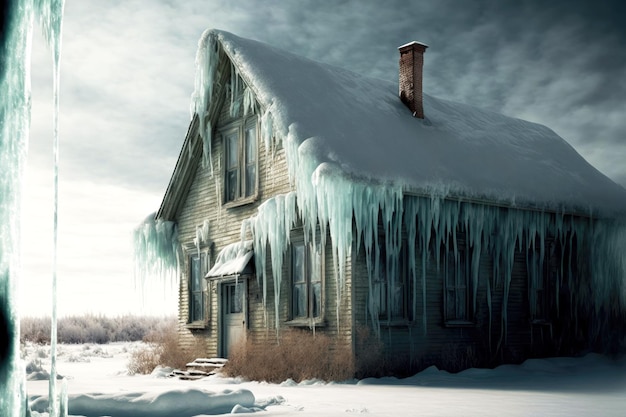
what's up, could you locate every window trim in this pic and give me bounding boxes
[287,232,325,326]
[186,246,210,329]
[220,116,259,208]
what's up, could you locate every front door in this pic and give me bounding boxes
[221,280,246,358]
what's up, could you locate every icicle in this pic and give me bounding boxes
[132,213,181,292]
[243,86,255,116]
[192,30,219,176]
[0,2,35,414]
[246,192,298,331]
[193,219,210,256]
[34,0,67,415]
[261,108,275,157]
[229,65,242,118]
[201,120,213,174]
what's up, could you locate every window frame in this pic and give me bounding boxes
[220,115,259,207]
[186,248,210,329]
[288,234,324,326]
[442,231,475,327]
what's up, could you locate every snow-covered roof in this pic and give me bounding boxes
[207,29,626,216]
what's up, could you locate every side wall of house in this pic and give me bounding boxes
[174,51,353,358]
[352,211,588,374]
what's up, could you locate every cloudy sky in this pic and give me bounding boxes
[21,0,626,317]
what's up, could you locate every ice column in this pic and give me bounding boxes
[0,2,34,416]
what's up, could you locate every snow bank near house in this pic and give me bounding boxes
[29,388,255,417]
[358,353,626,392]
[24,342,626,417]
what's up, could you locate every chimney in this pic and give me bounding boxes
[398,41,428,119]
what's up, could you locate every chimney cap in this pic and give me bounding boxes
[398,41,429,52]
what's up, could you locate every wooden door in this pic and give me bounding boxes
[221,281,246,358]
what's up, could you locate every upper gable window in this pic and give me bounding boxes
[222,116,258,205]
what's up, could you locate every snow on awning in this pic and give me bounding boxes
[206,240,254,279]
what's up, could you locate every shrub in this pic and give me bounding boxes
[20,315,177,344]
[127,344,162,375]
[127,321,206,374]
[353,326,386,378]
[223,329,354,383]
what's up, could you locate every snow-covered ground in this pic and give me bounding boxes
[23,342,626,416]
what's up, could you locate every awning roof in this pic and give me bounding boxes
[205,240,254,279]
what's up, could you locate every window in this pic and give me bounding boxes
[225,282,244,314]
[189,252,207,324]
[372,245,410,322]
[291,240,323,320]
[223,117,258,204]
[528,240,556,323]
[443,233,472,324]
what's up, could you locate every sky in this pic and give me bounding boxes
[20,0,626,317]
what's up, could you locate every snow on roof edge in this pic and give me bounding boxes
[202,29,626,217]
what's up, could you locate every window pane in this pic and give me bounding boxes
[191,257,201,291]
[227,133,238,169]
[446,289,456,320]
[229,284,243,314]
[457,284,466,320]
[312,282,321,318]
[292,243,307,318]
[245,165,256,197]
[390,280,403,319]
[226,170,238,201]
[293,245,305,283]
[245,126,256,164]
[294,283,307,318]
[192,292,203,322]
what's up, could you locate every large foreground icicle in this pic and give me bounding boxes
[36,0,67,414]
[0,3,34,416]
[1,1,67,416]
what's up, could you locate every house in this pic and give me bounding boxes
[134,29,626,374]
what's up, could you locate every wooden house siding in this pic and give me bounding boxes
[350,211,589,372]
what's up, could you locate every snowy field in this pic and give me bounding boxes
[23,342,626,417]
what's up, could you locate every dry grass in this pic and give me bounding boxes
[223,329,354,383]
[353,326,385,378]
[127,321,206,374]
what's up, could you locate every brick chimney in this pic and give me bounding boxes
[398,41,428,119]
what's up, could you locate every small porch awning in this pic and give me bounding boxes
[205,240,254,279]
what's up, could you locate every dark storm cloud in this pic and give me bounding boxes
[30,0,626,193]
[237,0,626,187]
